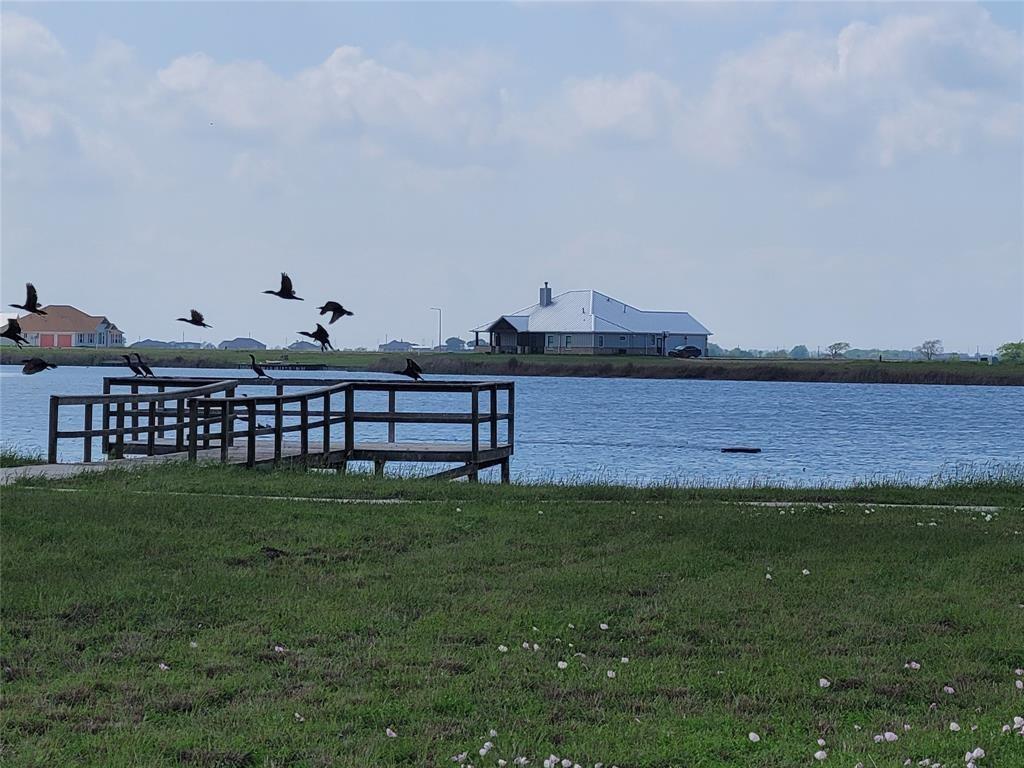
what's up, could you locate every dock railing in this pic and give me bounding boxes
[46,380,240,464]
[47,376,514,481]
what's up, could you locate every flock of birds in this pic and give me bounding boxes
[3,277,426,381]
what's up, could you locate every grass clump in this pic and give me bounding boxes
[2,468,1023,766]
[0,446,45,467]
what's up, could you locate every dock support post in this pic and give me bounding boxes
[47,396,59,464]
[300,399,309,456]
[323,393,331,456]
[273,400,283,464]
[489,387,498,449]
[147,401,157,456]
[246,400,257,468]
[220,405,231,464]
[500,459,510,484]
[201,394,212,449]
[374,459,386,478]
[388,390,396,443]
[187,400,198,461]
[101,380,111,454]
[114,402,125,459]
[157,385,166,439]
[344,388,354,457]
[130,383,139,441]
[83,403,93,463]
[175,399,185,452]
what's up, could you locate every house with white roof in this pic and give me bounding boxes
[472,283,711,356]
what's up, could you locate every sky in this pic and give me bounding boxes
[2,2,1022,353]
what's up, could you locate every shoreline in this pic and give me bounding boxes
[2,347,1022,386]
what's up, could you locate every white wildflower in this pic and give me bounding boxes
[386,727,397,738]
[607,670,616,679]
[189,641,198,648]
[817,738,826,746]
[748,732,760,742]
[158,662,170,671]
[557,660,568,669]
[950,722,961,731]
[944,685,956,694]
[814,750,827,761]
[621,657,629,663]
[600,623,609,631]
[801,569,811,576]
[293,711,305,722]
[884,731,899,742]
[498,645,509,653]
[819,678,831,688]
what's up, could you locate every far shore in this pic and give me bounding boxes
[3,347,1022,386]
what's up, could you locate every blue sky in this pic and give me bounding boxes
[2,2,1022,352]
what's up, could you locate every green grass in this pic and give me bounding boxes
[0,446,45,467]
[3,346,1022,386]
[2,466,1023,767]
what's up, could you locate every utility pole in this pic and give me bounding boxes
[430,307,442,352]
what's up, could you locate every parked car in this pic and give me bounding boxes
[669,345,702,359]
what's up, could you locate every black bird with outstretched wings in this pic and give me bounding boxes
[297,323,333,352]
[1,318,30,348]
[176,309,211,328]
[317,301,354,324]
[9,283,46,316]
[394,358,423,381]
[264,272,302,300]
[22,357,57,375]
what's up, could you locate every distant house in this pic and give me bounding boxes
[287,340,320,352]
[472,283,712,356]
[16,305,125,348]
[131,339,203,349]
[218,337,266,351]
[378,340,416,352]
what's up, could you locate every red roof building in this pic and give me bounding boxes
[16,305,125,348]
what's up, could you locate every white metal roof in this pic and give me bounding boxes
[473,290,711,335]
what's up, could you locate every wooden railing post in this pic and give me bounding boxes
[47,396,59,464]
[101,379,111,454]
[226,387,236,447]
[83,403,93,463]
[220,404,230,463]
[344,388,354,455]
[323,393,331,456]
[129,383,140,441]
[388,390,396,443]
[471,388,479,462]
[201,394,211,449]
[273,399,283,463]
[247,400,257,468]
[157,385,166,439]
[507,384,515,452]
[147,401,157,456]
[175,399,185,452]
[489,386,498,449]
[114,402,125,459]
[187,399,199,461]
[300,398,309,456]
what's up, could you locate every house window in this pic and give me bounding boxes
[546,335,554,346]
[619,335,626,342]
[598,335,604,347]
[650,335,656,344]
[565,335,573,349]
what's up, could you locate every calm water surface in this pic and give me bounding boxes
[1,365,1021,485]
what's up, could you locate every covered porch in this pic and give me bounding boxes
[472,317,544,354]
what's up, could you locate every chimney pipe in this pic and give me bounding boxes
[539,281,552,307]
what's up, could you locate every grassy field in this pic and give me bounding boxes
[3,465,1023,767]
[2,346,1021,386]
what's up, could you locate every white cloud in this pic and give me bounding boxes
[500,71,680,149]
[0,12,64,61]
[677,6,1023,166]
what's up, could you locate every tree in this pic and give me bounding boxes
[997,341,1024,363]
[790,345,810,359]
[915,339,943,360]
[827,342,850,359]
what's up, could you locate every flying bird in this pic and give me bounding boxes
[176,309,211,328]
[249,354,271,378]
[9,283,46,316]
[317,301,354,324]
[297,323,332,352]
[22,357,57,375]
[263,273,303,301]
[133,353,155,378]
[122,354,145,376]
[394,358,424,381]
[1,318,30,348]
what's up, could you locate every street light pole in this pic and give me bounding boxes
[430,307,442,352]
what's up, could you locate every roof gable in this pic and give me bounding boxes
[16,305,112,333]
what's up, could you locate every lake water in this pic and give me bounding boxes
[1,364,1021,486]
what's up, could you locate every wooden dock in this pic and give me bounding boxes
[45,376,515,482]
